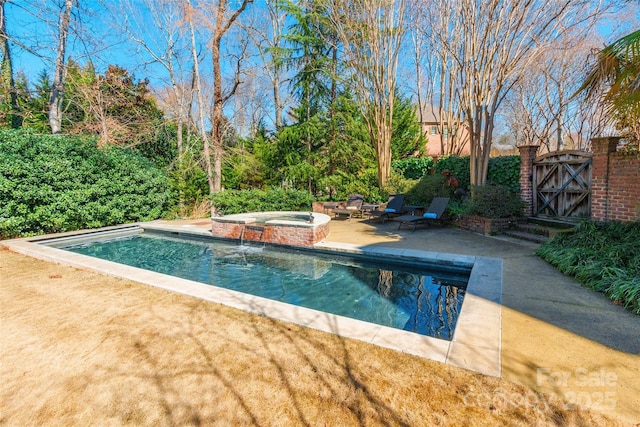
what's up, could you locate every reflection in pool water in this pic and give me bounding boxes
[59,232,469,340]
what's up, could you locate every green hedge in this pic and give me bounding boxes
[404,174,449,207]
[434,155,521,192]
[210,188,313,215]
[536,221,640,315]
[487,156,521,193]
[0,129,173,238]
[392,157,435,179]
[467,183,525,218]
[435,156,471,189]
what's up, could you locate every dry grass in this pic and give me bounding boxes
[0,247,623,426]
[172,198,212,220]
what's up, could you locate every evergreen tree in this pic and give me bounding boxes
[21,71,51,133]
[391,93,424,159]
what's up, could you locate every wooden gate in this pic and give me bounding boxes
[532,151,593,219]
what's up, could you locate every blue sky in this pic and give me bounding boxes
[6,0,639,135]
[8,0,638,86]
[7,0,157,84]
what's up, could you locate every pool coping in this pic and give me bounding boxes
[3,222,502,377]
[211,211,331,227]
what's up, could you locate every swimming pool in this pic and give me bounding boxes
[49,230,469,340]
[4,223,502,376]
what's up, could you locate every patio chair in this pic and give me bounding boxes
[368,194,405,223]
[332,194,365,219]
[395,197,450,231]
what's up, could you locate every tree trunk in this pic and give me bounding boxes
[327,0,406,189]
[212,22,224,193]
[211,0,228,194]
[48,0,73,134]
[373,114,393,187]
[186,0,214,195]
[328,47,338,177]
[376,133,392,187]
[210,0,252,193]
[273,66,282,129]
[556,95,563,151]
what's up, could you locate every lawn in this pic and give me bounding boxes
[0,247,621,426]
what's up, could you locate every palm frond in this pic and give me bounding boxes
[575,29,640,104]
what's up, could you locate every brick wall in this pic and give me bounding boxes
[455,215,527,235]
[518,145,539,216]
[210,219,329,247]
[591,137,640,222]
[519,138,640,222]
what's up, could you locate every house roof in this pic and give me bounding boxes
[419,103,440,124]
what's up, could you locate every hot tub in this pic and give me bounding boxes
[210,211,331,247]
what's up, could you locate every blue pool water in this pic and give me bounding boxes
[57,232,469,340]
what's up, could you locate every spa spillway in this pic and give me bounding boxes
[210,211,331,247]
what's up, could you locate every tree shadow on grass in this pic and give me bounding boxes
[79,292,614,426]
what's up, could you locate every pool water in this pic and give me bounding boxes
[59,232,469,340]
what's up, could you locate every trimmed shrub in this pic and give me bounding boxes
[0,129,173,238]
[404,174,449,207]
[468,184,525,219]
[210,188,313,215]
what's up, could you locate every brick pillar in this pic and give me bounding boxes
[519,145,539,216]
[591,137,621,221]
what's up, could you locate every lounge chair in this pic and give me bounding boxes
[332,194,364,219]
[368,194,405,223]
[395,197,450,231]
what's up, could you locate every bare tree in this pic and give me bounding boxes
[246,0,289,130]
[327,0,407,187]
[229,63,271,138]
[405,2,427,137]
[210,0,253,192]
[413,1,469,157]
[185,0,215,196]
[185,0,252,195]
[48,0,74,134]
[117,0,194,160]
[426,0,612,186]
[503,35,610,153]
[3,0,108,133]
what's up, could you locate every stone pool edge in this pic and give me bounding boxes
[3,222,502,377]
[313,241,502,377]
